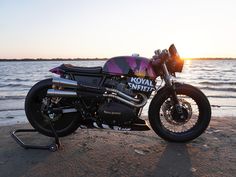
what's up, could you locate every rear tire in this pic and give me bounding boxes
[149,83,211,142]
[25,79,81,137]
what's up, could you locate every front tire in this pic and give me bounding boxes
[149,83,211,142]
[25,79,81,137]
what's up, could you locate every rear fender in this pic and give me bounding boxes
[49,66,64,75]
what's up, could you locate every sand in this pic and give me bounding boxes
[0,116,235,177]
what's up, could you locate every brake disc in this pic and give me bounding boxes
[162,98,192,125]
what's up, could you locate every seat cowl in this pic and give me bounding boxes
[59,64,102,74]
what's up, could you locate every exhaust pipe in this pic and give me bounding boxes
[52,78,140,103]
[52,77,77,88]
[105,88,140,103]
[46,89,147,108]
[103,93,147,108]
[50,77,147,107]
[47,89,77,97]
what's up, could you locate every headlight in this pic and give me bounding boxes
[167,44,184,73]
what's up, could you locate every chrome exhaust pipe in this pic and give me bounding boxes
[52,77,141,103]
[46,89,147,108]
[47,89,77,97]
[52,77,78,88]
[48,76,148,108]
[105,88,140,103]
[52,78,140,102]
[103,93,147,108]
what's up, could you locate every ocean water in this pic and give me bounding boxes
[0,60,235,126]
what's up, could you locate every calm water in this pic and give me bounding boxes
[0,60,236,125]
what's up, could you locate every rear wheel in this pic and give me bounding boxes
[25,79,81,137]
[149,83,211,142]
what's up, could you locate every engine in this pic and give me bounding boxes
[97,78,148,126]
[97,102,137,126]
[47,77,149,126]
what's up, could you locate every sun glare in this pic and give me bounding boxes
[184,59,192,69]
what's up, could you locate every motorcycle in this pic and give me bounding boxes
[25,44,211,142]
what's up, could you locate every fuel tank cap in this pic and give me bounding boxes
[132,53,140,57]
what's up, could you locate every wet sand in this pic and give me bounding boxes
[0,116,235,177]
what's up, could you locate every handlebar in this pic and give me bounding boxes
[151,44,183,74]
[152,49,169,66]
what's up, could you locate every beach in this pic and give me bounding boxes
[0,116,235,177]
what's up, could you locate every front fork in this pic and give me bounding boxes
[162,63,183,116]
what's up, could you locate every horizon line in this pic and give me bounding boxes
[0,57,236,61]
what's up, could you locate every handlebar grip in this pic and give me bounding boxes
[151,49,169,69]
[155,49,168,61]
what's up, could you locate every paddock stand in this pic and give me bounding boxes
[11,120,61,152]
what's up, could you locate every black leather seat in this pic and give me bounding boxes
[59,64,102,74]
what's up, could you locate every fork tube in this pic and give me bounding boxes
[162,63,180,105]
[162,63,172,87]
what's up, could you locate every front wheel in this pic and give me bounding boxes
[149,83,211,142]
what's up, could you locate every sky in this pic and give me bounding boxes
[0,0,236,59]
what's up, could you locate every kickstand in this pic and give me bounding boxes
[11,121,61,152]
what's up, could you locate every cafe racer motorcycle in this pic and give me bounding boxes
[25,44,211,142]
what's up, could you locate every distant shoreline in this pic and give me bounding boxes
[183,58,236,61]
[0,58,236,62]
[0,58,108,62]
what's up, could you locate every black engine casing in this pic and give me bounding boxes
[97,102,137,126]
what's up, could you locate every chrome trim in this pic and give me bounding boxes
[162,63,172,87]
[52,78,141,103]
[47,89,147,108]
[103,93,147,108]
[47,89,77,97]
[48,77,148,108]
[52,77,78,88]
[105,88,140,102]
[62,108,77,113]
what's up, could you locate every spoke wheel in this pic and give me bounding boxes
[149,83,211,142]
[161,96,198,133]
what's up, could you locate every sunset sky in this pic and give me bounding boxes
[0,0,236,59]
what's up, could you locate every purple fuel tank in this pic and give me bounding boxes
[103,56,156,79]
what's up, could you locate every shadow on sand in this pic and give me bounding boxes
[152,143,193,177]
